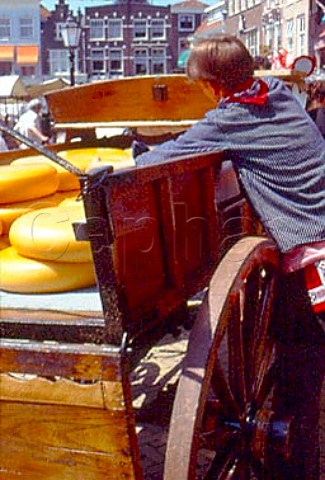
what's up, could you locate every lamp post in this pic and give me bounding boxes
[61,15,81,86]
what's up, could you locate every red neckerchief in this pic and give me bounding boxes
[220,77,269,106]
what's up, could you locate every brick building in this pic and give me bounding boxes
[40,0,207,82]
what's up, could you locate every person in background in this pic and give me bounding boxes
[134,34,325,479]
[0,130,8,151]
[14,98,49,148]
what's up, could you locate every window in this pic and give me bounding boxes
[49,49,69,75]
[286,19,294,53]
[0,18,11,41]
[109,48,123,77]
[178,14,194,31]
[133,19,147,39]
[55,23,65,41]
[244,29,259,57]
[20,65,35,76]
[19,17,33,40]
[108,19,122,40]
[151,47,166,74]
[91,48,105,73]
[228,0,235,16]
[240,0,247,10]
[274,22,281,51]
[296,14,305,56]
[133,48,148,75]
[89,19,105,40]
[179,37,189,54]
[150,19,165,40]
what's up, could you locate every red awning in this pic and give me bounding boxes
[0,46,14,61]
[16,45,39,64]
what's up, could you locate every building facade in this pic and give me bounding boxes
[40,0,208,82]
[193,0,323,71]
[0,0,41,78]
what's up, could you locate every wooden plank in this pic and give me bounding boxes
[1,374,123,409]
[0,398,140,479]
[45,75,215,124]
[0,341,121,380]
[0,342,141,479]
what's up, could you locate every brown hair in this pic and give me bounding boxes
[186,35,254,92]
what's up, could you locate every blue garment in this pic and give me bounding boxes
[136,77,325,253]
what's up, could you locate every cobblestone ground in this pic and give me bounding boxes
[131,330,325,480]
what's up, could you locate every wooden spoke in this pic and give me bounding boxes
[164,237,281,480]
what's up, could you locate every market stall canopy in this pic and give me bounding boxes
[177,49,191,69]
[0,75,28,99]
[26,78,70,98]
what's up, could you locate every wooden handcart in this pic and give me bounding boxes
[2,61,319,477]
[0,121,293,478]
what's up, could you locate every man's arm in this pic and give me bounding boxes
[135,111,228,166]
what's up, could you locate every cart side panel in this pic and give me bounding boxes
[84,152,224,340]
[0,342,141,480]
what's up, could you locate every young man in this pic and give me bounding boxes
[135,35,325,479]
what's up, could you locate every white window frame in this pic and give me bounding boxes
[286,18,294,53]
[19,17,34,40]
[151,47,166,74]
[89,19,105,40]
[49,49,70,76]
[150,19,166,40]
[133,47,149,75]
[90,48,105,73]
[0,17,11,41]
[228,0,235,15]
[178,14,195,32]
[133,19,148,40]
[55,22,65,41]
[108,19,123,40]
[296,14,305,56]
[244,28,259,57]
[109,48,123,76]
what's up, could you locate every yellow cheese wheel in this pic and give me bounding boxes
[0,190,80,234]
[9,204,92,263]
[58,147,133,171]
[0,164,59,204]
[11,156,80,192]
[0,246,96,293]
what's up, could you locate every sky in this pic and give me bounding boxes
[41,0,215,13]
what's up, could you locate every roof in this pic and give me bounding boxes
[26,78,70,98]
[0,75,28,98]
[40,5,51,20]
[195,18,223,36]
[173,0,208,7]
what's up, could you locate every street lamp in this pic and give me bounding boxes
[61,15,81,86]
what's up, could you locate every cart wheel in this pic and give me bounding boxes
[164,237,291,479]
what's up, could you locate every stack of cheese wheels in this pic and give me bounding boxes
[0,163,59,204]
[0,201,96,293]
[11,156,81,192]
[58,147,135,172]
[0,146,135,294]
[0,190,79,235]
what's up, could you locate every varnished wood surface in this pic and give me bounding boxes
[0,341,141,479]
[1,390,140,479]
[0,340,121,380]
[45,75,216,124]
